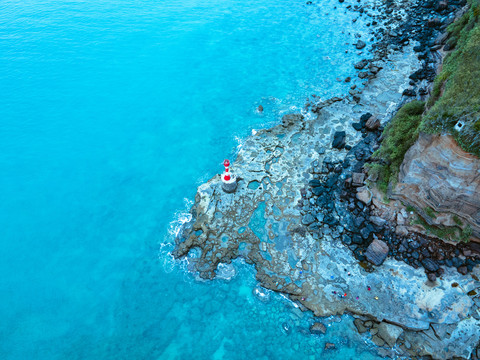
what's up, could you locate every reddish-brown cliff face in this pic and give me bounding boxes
[392,133,480,241]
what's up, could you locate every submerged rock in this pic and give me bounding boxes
[356,40,366,49]
[324,342,336,350]
[354,59,369,70]
[310,322,327,335]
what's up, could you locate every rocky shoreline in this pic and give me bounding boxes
[173,0,480,358]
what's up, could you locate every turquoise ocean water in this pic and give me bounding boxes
[0,0,384,358]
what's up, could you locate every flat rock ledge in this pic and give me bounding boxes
[174,45,480,360]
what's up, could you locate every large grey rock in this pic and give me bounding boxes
[352,172,365,187]
[395,225,409,236]
[356,186,372,205]
[377,322,404,347]
[371,335,385,347]
[365,239,389,266]
[370,215,386,227]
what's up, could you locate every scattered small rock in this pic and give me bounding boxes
[356,186,372,205]
[458,265,468,275]
[371,335,385,347]
[354,318,368,333]
[354,59,369,70]
[324,342,336,350]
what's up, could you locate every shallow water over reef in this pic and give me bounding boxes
[0,0,384,358]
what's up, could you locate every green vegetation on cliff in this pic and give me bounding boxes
[369,101,425,193]
[423,0,480,156]
[413,216,472,243]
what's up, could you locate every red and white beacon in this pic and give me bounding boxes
[221,159,237,193]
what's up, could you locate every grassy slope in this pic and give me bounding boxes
[423,0,480,156]
[369,101,425,193]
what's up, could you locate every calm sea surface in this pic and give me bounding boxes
[0,0,383,358]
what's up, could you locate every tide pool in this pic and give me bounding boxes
[0,0,383,358]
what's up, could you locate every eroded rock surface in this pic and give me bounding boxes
[173,41,480,360]
[393,132,480,240]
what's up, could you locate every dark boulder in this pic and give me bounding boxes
[365,239,389,266]
[352,122,363,131]
[353,235,364,245]
[360,113,373,123]
[451,257,463,268]
[354,59,369,70]
[356,40,366,49]
[402,89,416,97]
[458,266,468,275]
[427,17,442,28]
[343,234,353,245]
[360,225,374,240]
[358,71,369,79]
[332,131,346,149]
[422,258,440,272]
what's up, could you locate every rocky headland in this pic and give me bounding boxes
[173,0,480,358]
